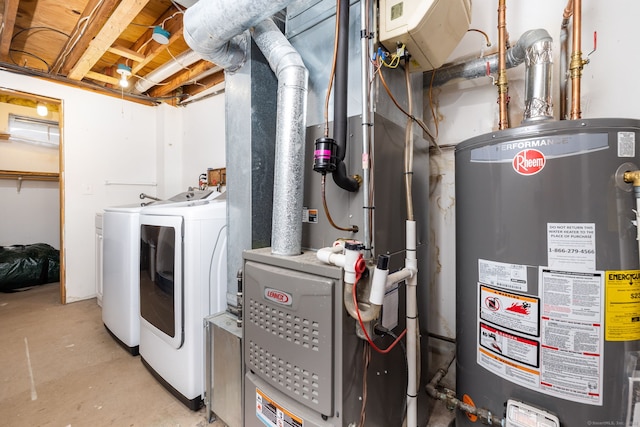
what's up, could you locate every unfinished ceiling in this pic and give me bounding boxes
[0,0,224,104]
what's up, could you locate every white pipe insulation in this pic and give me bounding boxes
[134,50,204,93]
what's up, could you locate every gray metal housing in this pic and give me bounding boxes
[455,118,640,426]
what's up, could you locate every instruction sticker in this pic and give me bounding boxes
[547,223,596,271]
[540,268,604,406]
[302,207,318,224]
[479,285,540,337]
[606,270,640,341]
[618,131,636,157]
[256,388,303,427]
[478,259,528,292]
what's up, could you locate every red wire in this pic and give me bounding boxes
[352,280,406,354]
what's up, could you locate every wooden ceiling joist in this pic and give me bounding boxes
[148,60,217,98]
[53,0,121,75]
[85,70,120,86]
[67,0,151,81]
[108,45,146,63]
[0,0,19,62]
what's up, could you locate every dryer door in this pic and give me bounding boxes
[139,214,184,349]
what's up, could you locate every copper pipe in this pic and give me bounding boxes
[497,0,509,129]
[559,0,574,119]
[569,0,586,119]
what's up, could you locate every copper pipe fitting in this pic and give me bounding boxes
[497,0,509,129]
[569,0,587,120]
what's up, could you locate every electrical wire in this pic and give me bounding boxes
[53,0,105,73]
[321,174,358,232]
[375,324,408,425]
[323,0,341,138]
[376,60,440,152]
[10,27,71,42]
[358,342,371,427]
[9,50,52,72]
[352,280,406,354]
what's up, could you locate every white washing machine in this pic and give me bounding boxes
[101,189,222,355]
[138,196,227,410]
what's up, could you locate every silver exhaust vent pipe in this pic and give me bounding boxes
[252,19,308,256]
[184,0,307,256]
[522,33,553,123]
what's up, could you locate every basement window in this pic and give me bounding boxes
[8,114,60,148]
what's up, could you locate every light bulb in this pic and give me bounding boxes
[119,77,129,88]
[36,103,48,117]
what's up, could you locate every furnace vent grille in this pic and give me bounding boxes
[248,340,320,405]
[248,299,321,351]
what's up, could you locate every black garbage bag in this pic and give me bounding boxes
[0,243,60,292]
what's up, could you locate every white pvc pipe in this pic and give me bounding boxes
[405,219,418,427]
[134,50,203,93]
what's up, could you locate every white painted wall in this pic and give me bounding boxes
[0,70,226,303]
[181,95,226,189]
[427,0,640,340]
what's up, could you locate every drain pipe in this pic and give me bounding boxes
[251,19,309,256]
[332,0,360,193]
[423,29,552,88]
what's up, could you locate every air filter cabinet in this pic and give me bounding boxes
[455,118,640,426]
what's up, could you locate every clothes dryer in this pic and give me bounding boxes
[138,196,227,410]
[102,189,221,355]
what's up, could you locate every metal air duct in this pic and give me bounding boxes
[184,0,306,256]
[251,19,308,256]
[183,0,295,72]
[133,50,208,93]
[423,29,552,88]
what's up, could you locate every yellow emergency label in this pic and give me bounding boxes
[605,270,640,341]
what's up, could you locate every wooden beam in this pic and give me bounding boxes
[0,0,19,62]
[131,27,184,75]
[148,60,216,97]
[181,70,226,98]
[54,0,120,75]
[67,0,151,81]
[85,71,120,86]
[108,45,145,63]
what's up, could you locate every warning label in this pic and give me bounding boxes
[605,269,640,341]
[256,388,304,427]
[547,223,596,272]
[480,322,539,367]
[479,285,540,337]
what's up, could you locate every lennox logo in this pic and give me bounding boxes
[513,149,545,175]
[264,288,293,306]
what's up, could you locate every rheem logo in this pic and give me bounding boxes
[513,149,545,176]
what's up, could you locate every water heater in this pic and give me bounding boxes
[455,118,640,426]
[378,0,472,71]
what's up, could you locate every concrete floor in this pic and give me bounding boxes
[0,282,226,427]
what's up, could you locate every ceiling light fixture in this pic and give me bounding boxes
[152,26,171,45]
[36,103,48,117]
[116,64,132,88]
